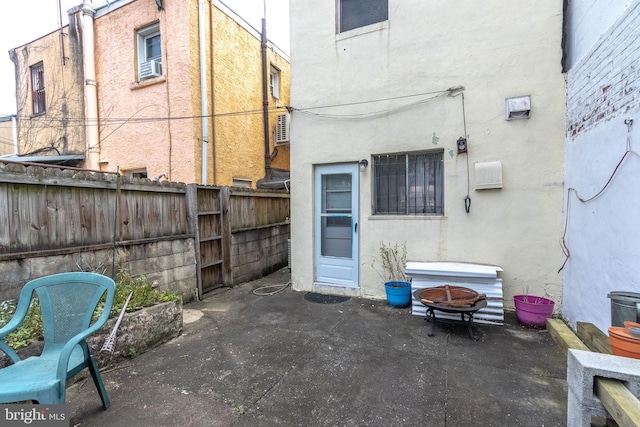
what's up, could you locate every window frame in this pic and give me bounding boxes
[270,65,280,99]
[136,23,162,80]
[30,62,46,115]
[337,0,389,34]
[373,151,444,216]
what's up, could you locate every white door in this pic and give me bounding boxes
[314,164,359,287]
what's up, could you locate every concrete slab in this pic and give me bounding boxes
[67,268,568,426]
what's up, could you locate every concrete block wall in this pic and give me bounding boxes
[566,2,640,137]
[0,238,198,303]
[231,223,290,285]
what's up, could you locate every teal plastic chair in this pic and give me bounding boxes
[0,272,115,408]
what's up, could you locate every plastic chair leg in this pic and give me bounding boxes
[88,356,110,409]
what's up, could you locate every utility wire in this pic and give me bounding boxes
[558,119,636,272]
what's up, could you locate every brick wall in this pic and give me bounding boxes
[566,2,640,137]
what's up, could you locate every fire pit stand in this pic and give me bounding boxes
[413,288,487,341]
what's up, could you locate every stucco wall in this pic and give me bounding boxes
[93,0,197,182]
[563,1,640,332]
[10,27,85,157]
[90,0,290,186]
[290,0,566,306]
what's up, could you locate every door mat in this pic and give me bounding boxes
[303,292,351,304]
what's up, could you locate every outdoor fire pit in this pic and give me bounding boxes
[414,285,487,341]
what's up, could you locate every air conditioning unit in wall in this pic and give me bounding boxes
[274,113,290,145]
[139,59,162,79]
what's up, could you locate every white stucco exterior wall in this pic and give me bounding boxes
[563,0,640,332]
[290,0,566,306]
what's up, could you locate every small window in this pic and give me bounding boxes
[270,66,280,99]
[126,169,148,179]
[30,62,46,114]
[137,24,162,80]
[338,0,388,33]
[232,178,252,188]
[374,151,444,215]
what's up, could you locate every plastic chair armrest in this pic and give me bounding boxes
[0,303,31,340]
[0,340,20,363]
[55,310,112,382]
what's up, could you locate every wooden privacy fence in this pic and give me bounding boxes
[186,185,291,295]
[0,161,290,298]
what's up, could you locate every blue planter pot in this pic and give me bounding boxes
[385,281,411,308]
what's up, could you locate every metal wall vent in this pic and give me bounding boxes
[475,161,503,190]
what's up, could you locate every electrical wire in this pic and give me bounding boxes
[293,94,447,121]
[558,119,637,272]
[461,92,471,214]
[293,88,453,112]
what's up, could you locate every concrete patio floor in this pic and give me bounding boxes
[68,268,568,426]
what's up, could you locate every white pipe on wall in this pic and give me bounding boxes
[199,0,209,185]
[81,0,99,170]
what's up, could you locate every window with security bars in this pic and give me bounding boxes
[374,152,444,215]
[31,63,46,114]
[339,0,388,33]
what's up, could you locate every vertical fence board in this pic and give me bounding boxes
[0,185,8,252]
[8,184,31,252]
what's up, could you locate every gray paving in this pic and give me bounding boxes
[68,268,568,426]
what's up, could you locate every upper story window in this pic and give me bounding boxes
[338,0,388,33]
[270,65,280,99]
[373,151,444,215]
[30,62,46,115]
[137,24,162,80]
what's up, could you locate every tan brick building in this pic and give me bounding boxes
[10,0,290,186]
[0,116,16,157]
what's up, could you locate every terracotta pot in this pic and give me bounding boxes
[608,326,640,359]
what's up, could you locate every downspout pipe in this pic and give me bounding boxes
[261,17,271,181]
[208,0,217,185]
[81,0,99,170]
[199,0,209,185]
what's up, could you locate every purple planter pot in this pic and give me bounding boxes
[513,295,555,329]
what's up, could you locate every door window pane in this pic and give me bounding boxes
[321,173,353,258]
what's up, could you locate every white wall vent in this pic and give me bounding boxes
[139,60,162,79]
[505,95,531,120]
[475,161,503,190]
[275,113,290,144]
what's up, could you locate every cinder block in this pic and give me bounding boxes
[567,349,640,423]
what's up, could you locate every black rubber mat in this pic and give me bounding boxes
[303,292,350,304]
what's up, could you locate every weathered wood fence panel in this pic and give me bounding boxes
[229,188,291,230]
[0,164,189,256]
[0,161,290,300]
